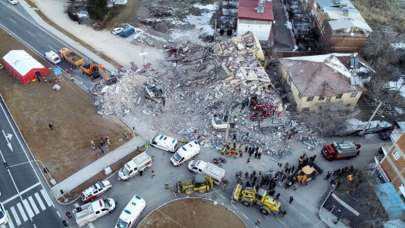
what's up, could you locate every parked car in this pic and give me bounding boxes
[170,141,200,166]
[80,180,112,203]
[150,134,178,152]
[115,194,146,228]
[188,160,225,184]
[8,0,18,5]
[118,152,152,181]
[44,51,61,64]
[0,203,8,225]
[111,27,124,35]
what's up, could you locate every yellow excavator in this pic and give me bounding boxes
[232,183,281,215]
[176,174,214,195]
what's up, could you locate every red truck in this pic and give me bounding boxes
[322,142,361,161]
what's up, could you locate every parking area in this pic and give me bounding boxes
[67,133,386,228]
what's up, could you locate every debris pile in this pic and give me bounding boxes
[95,32,322,158]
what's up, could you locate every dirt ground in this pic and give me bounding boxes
[0,29,131,182]
[138,198,246,228]
[106,0,141,28]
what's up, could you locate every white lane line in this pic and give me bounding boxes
[28,196,39,215]
[9,206,21,226]
[1,182,41,204]
[5,210,15,228]
[40,189,53,207]
[22,199,34,219]
[17,202,28,222]
[34,193,46,211]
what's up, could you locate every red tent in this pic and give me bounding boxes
[2,50,49,84]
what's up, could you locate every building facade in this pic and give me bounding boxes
[279,53,366,112]
[379,133,405,198]
[237,0,274,41]
[305,0,372,52]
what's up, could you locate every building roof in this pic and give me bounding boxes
[2,50,45,76]
[280,53,362,97]
[317,0,372,34]
[396,133,405,152]
[238,0,274,21]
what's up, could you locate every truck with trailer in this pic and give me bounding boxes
[322,142,361,161]
[188,160,225,184]
[59,47,85,67]
[74,198,116,227]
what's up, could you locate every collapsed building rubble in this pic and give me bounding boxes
[94,32,323,158]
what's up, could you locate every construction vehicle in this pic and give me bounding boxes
[176,174,214,195]
[59,48,85,67]
[80,63,117,84]
[322,142,361,161]
[98,64,117,85]
[294,164,322,185]
[80,63,101,79]
[232,183,281,215]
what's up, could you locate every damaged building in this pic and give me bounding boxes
[279,53,373,112]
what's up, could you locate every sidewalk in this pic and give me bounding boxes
[50,136,145,199]
[19,0,116,71]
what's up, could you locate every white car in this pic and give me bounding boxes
[80,180,112,203]
[44,51,61,64]
[150,134,178,152]
[0,203,8,225]
[170,141,200,166]
[115,194,146,228]
[8,0,18,5]
[111,27,124,35]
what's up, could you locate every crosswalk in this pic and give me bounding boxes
[1,189,54,228]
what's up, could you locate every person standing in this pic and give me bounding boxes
[289,196,294,204]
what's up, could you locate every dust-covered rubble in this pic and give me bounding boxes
[94,32,323,158]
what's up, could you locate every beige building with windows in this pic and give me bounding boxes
[279,53,369,112]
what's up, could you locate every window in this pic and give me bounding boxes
[336,94,342,99]
[393,149,401,160]
[350,92,358,97]
[319,96,325,101]
[307,96,314,102]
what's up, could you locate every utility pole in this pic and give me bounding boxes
[362,101,383,134]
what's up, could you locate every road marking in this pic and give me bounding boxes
[5,210,15,228]
[22,199,34,219]
[2,182,41,204]
[28,196,39,215]
[40,189,53,207]
[10,206,21,225]
[34,193,46,211]
[16,203,27,222]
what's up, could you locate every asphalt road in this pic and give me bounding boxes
[0,1,95,92]
[0,97,63,228]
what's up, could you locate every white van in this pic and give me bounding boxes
[44,50,61,64]
[115,194,146,228]
[150,134,178,152]
[188,160,226,184]
[170,141,200,166]
[118,152,152,181]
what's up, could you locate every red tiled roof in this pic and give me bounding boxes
[238,0,274,21]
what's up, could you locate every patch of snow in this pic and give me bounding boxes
[285,21,292,30]
[171,3,217,44]
[387,78,405,98]
[391,42,405,49]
